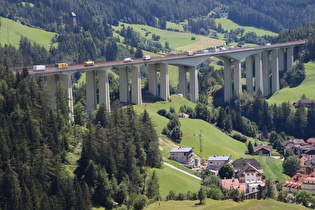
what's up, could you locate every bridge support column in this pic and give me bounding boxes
[254,52,263,94]
[262,51,270,96]
[99,68,111,112]
[47,75,57,111]
[287,46,294,70]
[178,65,188,96]
[272,48,280,94]
[131,65,142,105]
[224,59,232,102]
[148,64,157,96]
[86,70,97,114]
[160,63,169,101]
[60,73,74,121]
[246,56,253,93]
[233,60,242,95]
[119,67,129,103]
[189,66,198,102]
[279,48,285,72]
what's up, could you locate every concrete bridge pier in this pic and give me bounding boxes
[189,66,199,102]
[223,59,233,102]
[246,56,254,94]
[272,48,280,94]
[46,75,57,111]
[254,52,263,94]
[99,68,111,112]
[131,65,142,105]
[287,46,294,70]
[233,60,242,95]
[262,51,270,96]
[279,48,285,72]
[60,72,74,121]
[178,65,188,96]
[148,64,158,97]
[86,70,97,114]
[160,63,170,101]
[119,67,129,103]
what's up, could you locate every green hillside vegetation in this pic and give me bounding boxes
[0,17,56,49]
[268,62,315,105]
[151,166,200,198]
[148,198,307,209]
[133,95,289,184]
[112,23,225,52]
[216,18,278,37]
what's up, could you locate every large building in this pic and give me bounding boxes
[170,147,194,164]
[207,155,232,170]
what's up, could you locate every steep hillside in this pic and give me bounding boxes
[0,17,56,49]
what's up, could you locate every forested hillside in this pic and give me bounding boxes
[219,0,315,32]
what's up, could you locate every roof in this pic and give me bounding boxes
[300,156,308,166]
[208,155,231,161]
[305,147,315,155]
[253,144,273,153]
[281,139,305,147]
[304,158,315,168]
[170,147,193,153]
[294,99,315,108]
[307,138,315,144]
[232,158,261,171]
[236,162,263,177]
[221,178,240,190]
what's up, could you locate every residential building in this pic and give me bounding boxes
[293,99,315,108]
[236,162,264,193]
[170,147,194,164]
[221,178,246,192]
[253,144,273,156]
[207,155,232,170]
[232,158,261,172]
[282,172,315,195]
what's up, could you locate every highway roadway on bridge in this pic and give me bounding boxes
[23,40,305,75]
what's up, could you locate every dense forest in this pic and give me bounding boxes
[219,0,315,32]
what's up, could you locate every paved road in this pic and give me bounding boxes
[163,162,201,181]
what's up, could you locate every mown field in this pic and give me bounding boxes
[112,23,225,52]
[268,62,315,105]
[0,17,56,49]
[147,198,307,210]
[216,18,278,37]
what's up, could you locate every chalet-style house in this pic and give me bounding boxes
[170,147,194,164]
[207,155,232,170]
[253,145,273,156]
[306,138,315,145]
[237,162,264,192]
[232,158,264,193]
[293,99,315,108]
[283,171,315,195]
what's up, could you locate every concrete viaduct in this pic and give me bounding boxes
[29,41,305,120]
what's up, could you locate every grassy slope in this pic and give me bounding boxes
[0,17,56,49]
[112,23,225,52]
[216,18,278,37]
[268,62,315,105]
[152,166,201,198]
[133,95,289,185]
[148,198,307,210]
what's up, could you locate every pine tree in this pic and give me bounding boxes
[248,141,254,155]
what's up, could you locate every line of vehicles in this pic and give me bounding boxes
[31,44,256,72]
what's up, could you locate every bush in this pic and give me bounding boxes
[133,195,148,210]
[232,133,247,143]
[157,108,166,116]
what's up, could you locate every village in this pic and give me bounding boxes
[170,137,315,197]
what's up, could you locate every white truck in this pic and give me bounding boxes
[33,65,46,71]
[186,51,194,56]
[142,55,151,60]
[123,58,134,63]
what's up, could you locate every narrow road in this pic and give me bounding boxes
[163,162,202,181]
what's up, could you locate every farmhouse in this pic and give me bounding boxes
[170,147,194,164]
[253,144,273,156]
[207,155,232,170]
[293,99,315,108]
[236,162,264,193]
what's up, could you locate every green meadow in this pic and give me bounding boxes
[216,18,278,37]
[0,17,56,49]
[148,198,307,209]
[268,62,315,105]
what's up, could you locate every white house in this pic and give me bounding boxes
[207,155,232,170]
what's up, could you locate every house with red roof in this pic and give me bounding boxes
[221,178,246,192]
[253,144,273,156]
